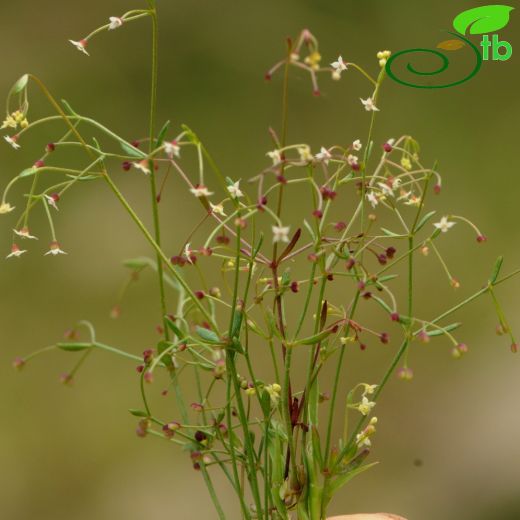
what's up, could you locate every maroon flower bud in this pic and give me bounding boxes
[331,325,339,333]
[378,254,388,265]
[391,312,400,322]
[194,430,207,443]
[46,143,56,153]
[313,89,321,97]
[34,160,45,168]
[357,281,366,290]
[265,72,272,81]
[122,161,132,171]
[136,364,145,373]
[59,373,73,385]
[334,221,347,232]
[191,450,202,461]
[307,253,318,263]
[257,196,268,210]
[156,325,164,335]
[320,186,337,200]
[359,343,367,351]
[170,255,186,266]
[457,343,469,354]
[50,192,60,203]
[12,357,26,370]
[433,184,442,194]
[290,281,299,293]
[131,140,140,148]
[276,175,287,184]
[63,328,78,340]
[199,247,213,256]
[235,217,247,229]
[346,258,356,271]
[511,343,518,354]
[136,420,149,438]
[192,462,201,471]
[195,290,205,300]
[351,162,361,171]
[327,273,334,281]
[312,209,323,219]
[143,348,154,363]
[144,371,154,384]
[383,142,393,153]
[476,235,487,243]
[161,389,169,396]
[362,291,372,300]
[380,332,389,344]
[386,246,396,259]
[191,402,204,412]
[216,235,230,245]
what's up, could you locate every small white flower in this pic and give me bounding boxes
[352,139,362,151]
[4,135,20,149]
[44,195,59,211]
[377,182,394,197]
[184,243,194,264]
[360,97,380,112]
[108,17,123,30]
[13,227,38,240]
[272,225,290,243]
[366,191,379,208]
[434,216,456,233]
[391,178,402,190]
[357,396,376,416]
[133,160,151,175]
[347,154,359,166]
[69,39,89,56]
[210,202,226,216]
[267,150,282,165]
[44,241,67,256]
[227,180,243,199]
[363,384,378,395]
[164,140,180,159]
[356,431,372,448]
[6,244,26,259]
[331,55,348,73]
[397,189,412,202]
[404,195,421,207]
[0,202,15,214]
[315,146,332,165]
[298,146,313,162]
[190,185,213,198]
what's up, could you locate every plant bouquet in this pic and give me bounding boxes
[3,3,518,519]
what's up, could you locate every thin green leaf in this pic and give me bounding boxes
[128,409,149,417]
[196,326,220,344]
[490,256,504,284]
[56,342,92,352]
[425,323,461,337]
[155,120,171,148]
[415,210,437,232]
[11,74,29,95]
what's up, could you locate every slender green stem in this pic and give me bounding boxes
[201,465,226,520]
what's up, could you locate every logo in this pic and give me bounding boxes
[386,5,514,89]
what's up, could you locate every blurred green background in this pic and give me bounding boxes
[1,1,519,519]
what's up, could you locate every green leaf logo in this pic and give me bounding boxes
[453,5,514,35]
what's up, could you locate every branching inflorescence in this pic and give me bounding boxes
[4,4,519,520]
